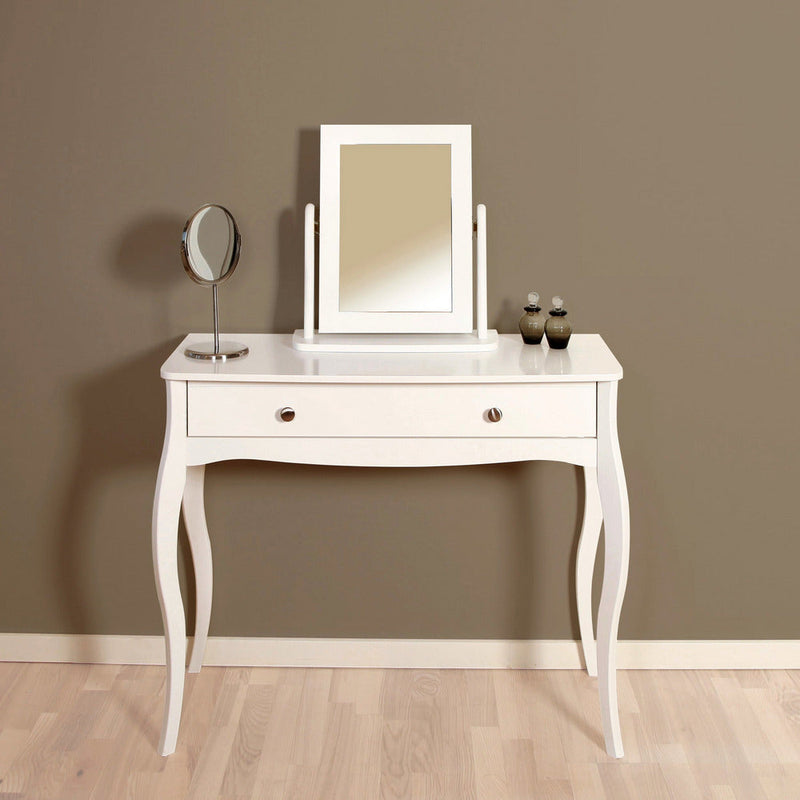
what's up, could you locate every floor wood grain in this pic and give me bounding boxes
[1,663,800,799]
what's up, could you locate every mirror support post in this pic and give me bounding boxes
[212,284,220,355]
[476,204,488,340]
[304,203,316,340]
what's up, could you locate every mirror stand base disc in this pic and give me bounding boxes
[184,342,249,362]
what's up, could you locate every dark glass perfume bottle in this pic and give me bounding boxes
[545,295,572,349]
[519,291,545,344]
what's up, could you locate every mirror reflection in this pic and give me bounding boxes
[338,144,452,312]
[182,204,239,284]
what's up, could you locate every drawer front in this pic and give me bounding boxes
[187,382,596,438]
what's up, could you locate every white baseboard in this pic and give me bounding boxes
[1,634,799,669]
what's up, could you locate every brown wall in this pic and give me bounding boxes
[2,1,798,640]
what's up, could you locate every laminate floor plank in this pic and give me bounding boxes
[470,725,509,800]
[183,669,250,800]
[567,762,606,800]
[287,668,332,768]
[81,665,120,692]
[330,667,383,716]
[744,686,800,763]
[0,664,25,716]
[1,664,800,798]
[550,671,611,765]
[1,712,62,796]
[218,683,274,800]
[52,738,115,800]
[464,670,499,728]
[349,713,383,799]
[249,679,303,798]
[754,763,800,800]
[379,718,411,800]
[307,701,357,800]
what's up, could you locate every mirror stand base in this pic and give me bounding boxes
[292,330,499,354]
[185,342,249,362]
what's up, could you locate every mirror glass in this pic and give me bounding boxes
[339,144,452,312]
[182,204,239,284]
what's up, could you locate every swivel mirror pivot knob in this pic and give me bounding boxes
[279,407,295,422]
[487,407,503,423]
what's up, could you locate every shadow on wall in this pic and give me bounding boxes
[56,342,194,653]
[493,297,520,335]
[113,212,186,338]
[273,128,320,333]
[56,211,193,655]
[509,462,586,642]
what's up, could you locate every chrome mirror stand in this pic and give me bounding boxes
[181,204,248,362]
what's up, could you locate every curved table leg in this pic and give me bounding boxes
[183,464,213,673]
[576,465,602,677]
[152,380,187,757]
[596,381,630,758]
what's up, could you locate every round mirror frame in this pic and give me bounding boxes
[180,203,242,286]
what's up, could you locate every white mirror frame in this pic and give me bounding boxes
[318,124,473,334]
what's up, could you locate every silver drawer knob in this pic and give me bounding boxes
[279,407,295,422]
[487,407,503,423]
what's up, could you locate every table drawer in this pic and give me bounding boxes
[187,382,596,438]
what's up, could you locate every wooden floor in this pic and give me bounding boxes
[1,664,799,799]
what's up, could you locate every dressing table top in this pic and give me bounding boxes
[161,333,622,384]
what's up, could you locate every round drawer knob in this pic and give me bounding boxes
[487,407,503,423]
[279,407,295,422]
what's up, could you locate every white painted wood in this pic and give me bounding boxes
[596,380,631,759]
[318,124,473,333]
[151,380,188,757]
[185,436,597,469]
[182,465,212,673]
[4,635,800,669]
[302,202,315,341]
[187,381,596,439]
[576,465,602,677]
[291,329,499,352]
[163,334,623,384]
[476,204,488,339]
[152,332,627,758]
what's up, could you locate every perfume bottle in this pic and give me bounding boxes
[519,291,545,344]
[545,296,572,349]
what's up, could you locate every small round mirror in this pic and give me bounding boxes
[181,204,241,284]
[181,204,248,361]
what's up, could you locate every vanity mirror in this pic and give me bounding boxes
[293,124,498,352]
[181,204,248,361]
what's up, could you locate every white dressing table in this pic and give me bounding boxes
[153,332,630,758]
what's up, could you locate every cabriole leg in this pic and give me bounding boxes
[183,464,212,673]
[596,381,630,758]
[152,380,187,757]
[576,465,602,677]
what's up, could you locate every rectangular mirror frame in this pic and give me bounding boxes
[318,124,473,334]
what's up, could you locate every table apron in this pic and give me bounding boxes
[184,436,597,468]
